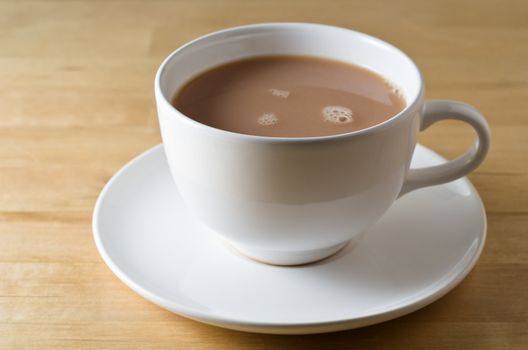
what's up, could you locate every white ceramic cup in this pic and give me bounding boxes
[155,23,490,265]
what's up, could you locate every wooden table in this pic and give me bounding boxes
[1,0,526,348]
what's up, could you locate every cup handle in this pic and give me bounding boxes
[399,100,491,197]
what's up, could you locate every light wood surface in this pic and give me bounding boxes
[1,0,527,349]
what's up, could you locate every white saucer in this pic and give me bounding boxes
[93,144,486,334]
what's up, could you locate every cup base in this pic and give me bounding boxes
[224,240,351,266]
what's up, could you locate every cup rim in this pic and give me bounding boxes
[155,22,424,143]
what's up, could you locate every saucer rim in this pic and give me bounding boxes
[92,144,486,333]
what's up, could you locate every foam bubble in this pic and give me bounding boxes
[384,79,404,99]
[392,87,402,97]
[258,112,279,126]
[322,106,353,124]
[268,88,290,98]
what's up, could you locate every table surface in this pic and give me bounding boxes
[1,0,527,349]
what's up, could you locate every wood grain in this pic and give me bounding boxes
[1,0,527,349]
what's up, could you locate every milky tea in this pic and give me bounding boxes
[172,55,406,137]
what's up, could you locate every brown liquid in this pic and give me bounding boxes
[172,55,406,137]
